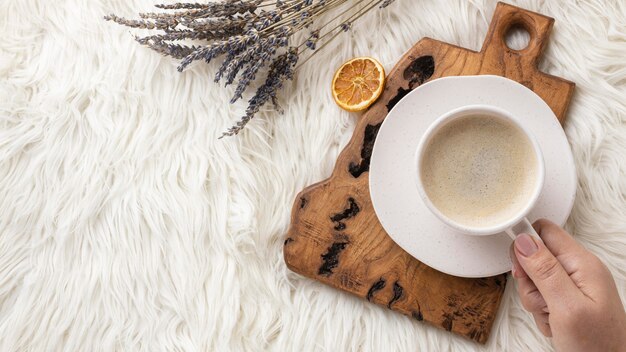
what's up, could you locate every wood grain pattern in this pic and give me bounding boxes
[284,2,574,344]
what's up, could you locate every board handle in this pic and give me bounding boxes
[481,2,555,68]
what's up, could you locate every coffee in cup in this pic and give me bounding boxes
[415,105,545,238]
[420,114,538,228]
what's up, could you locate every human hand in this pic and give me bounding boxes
[509,219,626,352]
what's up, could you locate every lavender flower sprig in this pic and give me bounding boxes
[105,0,397,137]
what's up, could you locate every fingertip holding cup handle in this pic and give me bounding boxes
[505,217,542,242]
[415,104,546,243]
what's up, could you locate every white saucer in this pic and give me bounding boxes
[369,75,576,278]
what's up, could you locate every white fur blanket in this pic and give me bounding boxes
[1,0,625,350]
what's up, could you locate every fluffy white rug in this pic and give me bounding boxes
[1,0,625,350]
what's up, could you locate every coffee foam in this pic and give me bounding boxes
[420,115,538,228]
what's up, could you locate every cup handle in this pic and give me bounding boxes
[505,217,542,241]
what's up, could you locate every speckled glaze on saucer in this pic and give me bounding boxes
[369,75,576,278]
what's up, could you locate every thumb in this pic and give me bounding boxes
[514,233,581,308]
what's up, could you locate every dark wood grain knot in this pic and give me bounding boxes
[412,310,424,321]
[386,55,435,111]
[387,281,404,308]
[442,312,455,332]
[329,197,360,231]
[318,241,349,276]
[403,55,435,87]
[333,223,346,231]
[494,276,505,288]
[366,278,386,301]
[299,196,308,209]
[348,123,382,178]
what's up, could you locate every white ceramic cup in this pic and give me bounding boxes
[415,104,545,240]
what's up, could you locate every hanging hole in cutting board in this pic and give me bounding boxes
[505,24,530,51]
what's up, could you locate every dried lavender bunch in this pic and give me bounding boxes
[105,0,397,137]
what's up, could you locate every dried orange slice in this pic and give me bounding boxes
[332,57,385,112]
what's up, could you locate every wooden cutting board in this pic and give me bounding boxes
[283,2,574,344]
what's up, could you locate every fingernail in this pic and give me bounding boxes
[510,264,524,278]
[515,233,538,257]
